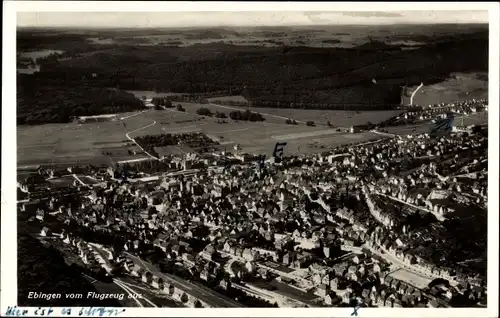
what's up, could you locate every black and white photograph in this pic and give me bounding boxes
[2,2,499,317]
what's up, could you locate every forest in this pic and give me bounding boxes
[17,83,146,125]
[17,28,488,124]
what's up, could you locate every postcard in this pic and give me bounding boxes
[2,1,499,317]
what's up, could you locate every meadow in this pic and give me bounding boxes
[402,72,488,106]
[17,108,385,167]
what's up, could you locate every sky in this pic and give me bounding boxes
[17,11,489,28]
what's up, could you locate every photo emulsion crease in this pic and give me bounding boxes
[2,2,499,317]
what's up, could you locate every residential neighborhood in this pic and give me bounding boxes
[17,106,488,308]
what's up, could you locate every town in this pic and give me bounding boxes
[17,98,488,309]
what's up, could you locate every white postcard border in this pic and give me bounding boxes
[2,2,499,317]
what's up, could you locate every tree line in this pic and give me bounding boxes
[228,109,265,122]
[150,97,173,109]
[17,84,146,125]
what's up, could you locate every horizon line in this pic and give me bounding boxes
[17,22,490,30]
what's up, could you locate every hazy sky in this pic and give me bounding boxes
[17,11,489,28]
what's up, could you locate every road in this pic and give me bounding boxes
[224,258,236,278]
[113,278,158,307]
[371,130,397,137]
[71,174,91,188]
[123,252,241,307]
[120,110,149,120]
[125,121,159,161]
[116,157,151,164]
[373,191,446,221]
[361,186,391,227]
[410,82,424,105]
[81,273,153,307]
[17,189,91,204]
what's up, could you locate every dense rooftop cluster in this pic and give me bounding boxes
[19,124,487,308]
[376,98,488,129]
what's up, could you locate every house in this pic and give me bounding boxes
[223,241,232,253]
[405,286,415,296]
[152,276,164,290]
[347,272,359,282]
[182,253,195,266]
[36,209,45,221]
[322,273,332,286]
[131,265,146,278]
[313,273,322,285]
[242,248,254,261]
[166,284,175,296]
[219,279,232,291]
[315,284,328,297]
[124,259,135,272]
[245,261,256,273]
[347,265,357,274]
[283,252,295,265]
[324,293,334,305]
[342,292,351,304]
[330,277,339,290]
[398,283,408,295]
[40,227,51,237]
[402,294,415,307]
[235,247,244,258]
[200,268,209,281]
[390,278,399,290]
[81,251,92,264]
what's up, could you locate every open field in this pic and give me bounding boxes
[77,176,100,185]
[402,72,488,106]
[172,102,285,124]
[174,102,403,127]
[229,107,405,127]
[110,89,185,99]
[17,115,152,166]
[48,176,76,188]
[18,108,389,166]
[17,107,489,167]
[207,95,249,103]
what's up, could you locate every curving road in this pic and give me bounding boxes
[113,279,146,307]
[113,278,158,307]
[410,82,424,106]
[125,121,159,161]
